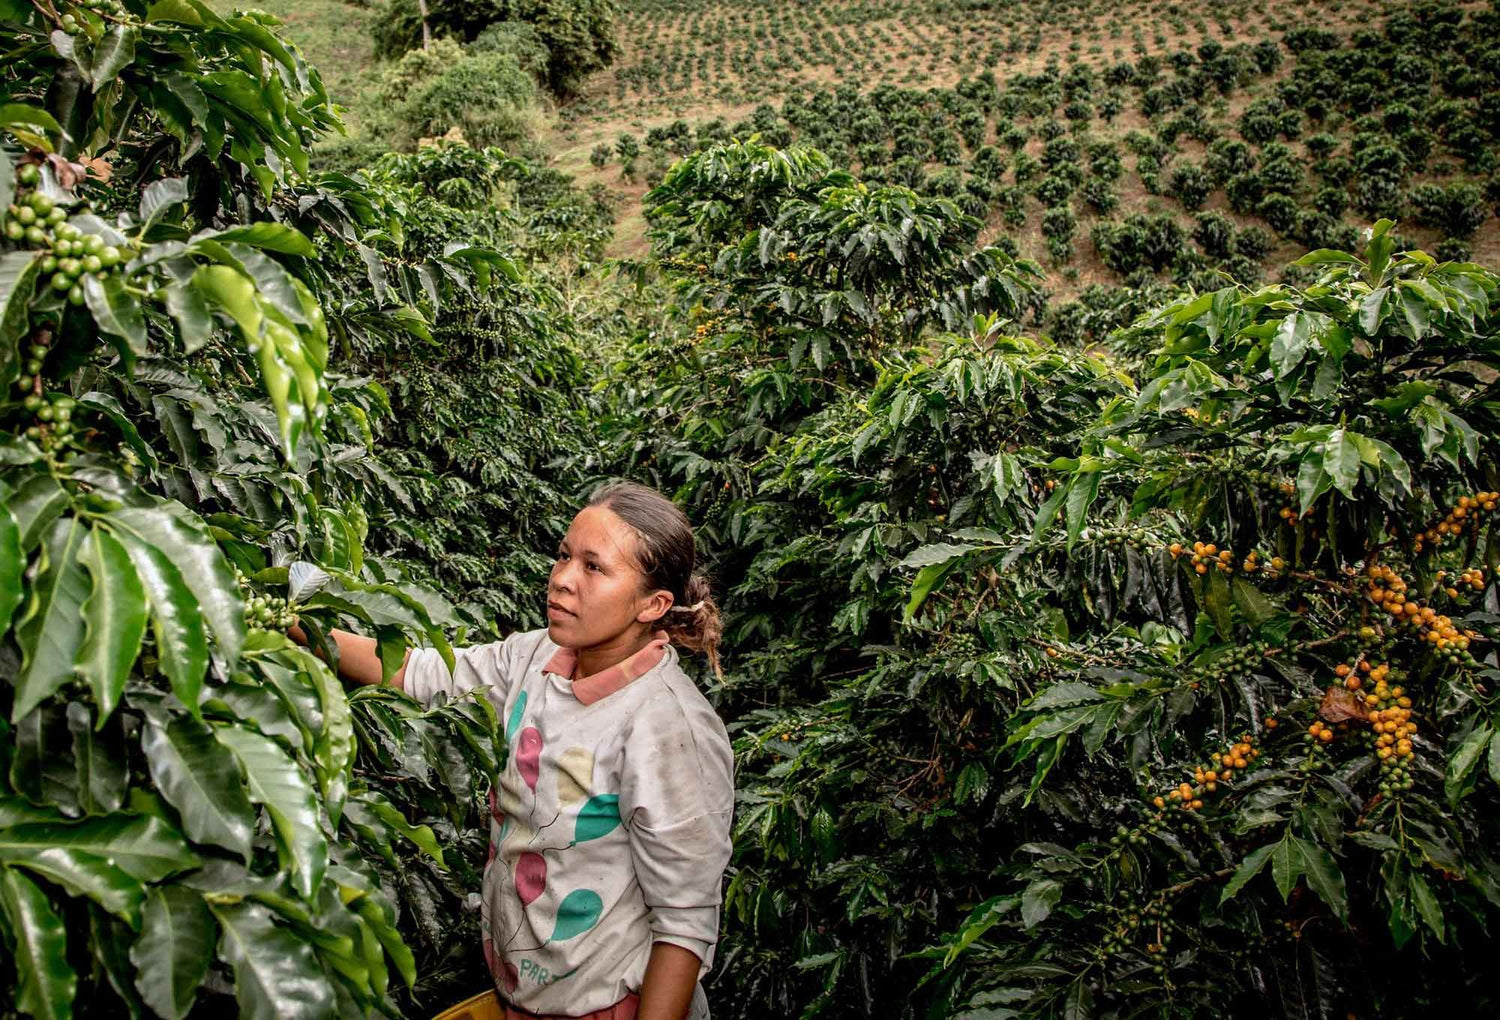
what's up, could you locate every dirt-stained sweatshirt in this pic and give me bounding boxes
[403,628,734,1016]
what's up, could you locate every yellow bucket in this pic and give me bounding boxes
[430,990,506,1020]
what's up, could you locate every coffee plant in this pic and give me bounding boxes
[0,4,564,1015]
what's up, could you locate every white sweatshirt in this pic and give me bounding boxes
[403,628,734,1015]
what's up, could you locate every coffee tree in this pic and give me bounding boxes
[913,221,1500,1016]
[0,4,518,1017]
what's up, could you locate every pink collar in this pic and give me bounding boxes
[542,631,671,705]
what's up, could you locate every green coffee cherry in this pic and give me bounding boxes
[40,256,57,273]
[16,164,38,186]
[4,221,22,241]
[15,206,35,225]
[82,254,102,274]
[51,272,72,291]
[24,225,45,245]
[67,284,84,306]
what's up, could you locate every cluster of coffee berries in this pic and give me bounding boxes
[1276,501,1310,525]
[1306,720,1336,744]
[1187,643,1267,688]
[58,0,128,33]
[1092,526,1151,551]
[43,222,125,308]
[1333,657,1388,692]
[234,569,297,632]
[1366,675,1416,763]
[1365,563,1477,665]
[19,390,78,450]
[1153,734,1260,812]
[4,180,66,246]
[1169,539,1235,575]
[1414,491,1498,553]
[1438,566,1487,598]
[1098,896,1172,975]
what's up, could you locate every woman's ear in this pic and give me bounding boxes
[637,589,674,625]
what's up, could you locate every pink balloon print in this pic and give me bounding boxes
[517,727,543,791]
[515,852,547,906]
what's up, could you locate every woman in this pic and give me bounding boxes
[300,481,734,1020]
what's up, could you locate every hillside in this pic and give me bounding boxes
[224,0,1500,325]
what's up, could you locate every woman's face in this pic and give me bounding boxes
[546,505,671,648]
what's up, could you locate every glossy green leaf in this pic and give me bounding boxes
[0,845,144,926]
[0,501,23,635]
[210,901,333,1020]
[1020,878,1062,929]
[107,502,244,666]
[351,789,444,865]
[138,177,188,230]
[1220,843,1276,904]
[83,273,148,356]
[0,813,198,883]
[0,866,76,1020]
[199,222,315,256]
[109,526,209,713]
[213,725,326,899]
[75,525,147,722]
[1445,724,1491,807]
[12,516,90,721]
[79,25,138,91]
[141,714,254,861]
[8,703,78,814]
[129,885,217,1020]
[67,701,126,814]
[0,251,41,384]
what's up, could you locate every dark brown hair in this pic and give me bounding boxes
[587,480,723,679]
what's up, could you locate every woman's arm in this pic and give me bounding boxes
[636,942,701,1020]
[288,624,410,689]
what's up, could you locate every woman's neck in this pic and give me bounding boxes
[575,629,653,679]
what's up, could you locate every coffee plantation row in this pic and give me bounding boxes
[2,1,1499,1019]
[561,0,1498,342]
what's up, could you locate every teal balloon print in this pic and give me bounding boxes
[506,690,528,742]
[548,889,603,942]
[572,794,621,844]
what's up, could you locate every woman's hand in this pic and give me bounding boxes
[289,624,409,689]
[636,941,701,1020]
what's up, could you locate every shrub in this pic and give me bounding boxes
[1226,171,1264,214]
[1233,223,1274,261]
[1041,204,1078,261]
[1169,163,1211,210]
[1193,210,1237,259]
[1409,182,1489,238]
[1258,191,1301,233]
[470,19,552,81]
[379,42,540,150]
[1205,138,1255,186]
[1092,212,1186,274]
[1082,178,1119,214]
[1034,172,1076,207]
